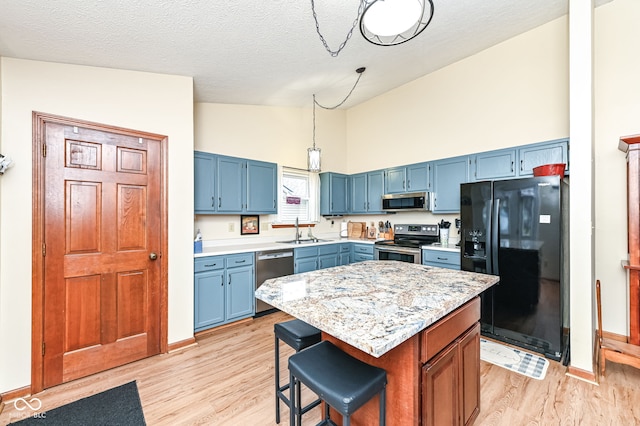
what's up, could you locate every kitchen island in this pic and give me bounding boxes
[255,260,499,425]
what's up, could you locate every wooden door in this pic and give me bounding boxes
[32,113,167,391]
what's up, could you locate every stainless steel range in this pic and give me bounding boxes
[374,224,439,264]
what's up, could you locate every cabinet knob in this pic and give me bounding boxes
[149,252,158,260]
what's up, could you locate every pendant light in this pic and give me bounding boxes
[307,67,366,172]
[360,0,434,46]
[310,0,435,56]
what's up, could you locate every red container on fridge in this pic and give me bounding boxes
[533,163,565,176]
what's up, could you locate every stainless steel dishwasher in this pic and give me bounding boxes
[255,249,294,315]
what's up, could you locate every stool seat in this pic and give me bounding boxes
[289,340,387,425]
[274,319,321,351]
[274,319,322,424]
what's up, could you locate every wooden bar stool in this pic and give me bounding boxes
[274,319,322,424]
[288,340,387,426]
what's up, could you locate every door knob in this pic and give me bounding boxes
[149,252,158,260]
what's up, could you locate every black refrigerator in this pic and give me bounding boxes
[460,175,568,361]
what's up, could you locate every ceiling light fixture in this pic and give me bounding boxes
[310,0,434,56]
[308,67,366,172]
[360,0,434,46]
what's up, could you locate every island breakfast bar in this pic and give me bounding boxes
[255,260,499,425]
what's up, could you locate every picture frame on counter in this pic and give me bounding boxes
[240,215,259,235]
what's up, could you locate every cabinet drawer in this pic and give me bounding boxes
[194,256,224,273]
[353,253,373,262]
[225,253,254,268]
[318,244,338,256]
[420,297,480,363]
[295,246,319,259]
[353,244,373,255]
[340,244,351,253]
[422,250,460,267]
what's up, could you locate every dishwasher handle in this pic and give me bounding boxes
[257,251,293,261]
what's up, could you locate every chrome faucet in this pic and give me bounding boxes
[294,217,300,242]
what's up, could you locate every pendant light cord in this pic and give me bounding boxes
[314,67,366,110]
[310,0,367,57]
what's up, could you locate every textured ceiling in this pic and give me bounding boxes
[0,0,611,108]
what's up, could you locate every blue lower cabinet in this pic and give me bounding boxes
[339,243,351,265]
[352,243,374,262]
[194,253,255,332]
[421,249,461,270]
[294,247,319,274]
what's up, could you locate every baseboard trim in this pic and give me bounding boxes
[168,337,197,353]
[566,365,597,384]
[0,385,31,404]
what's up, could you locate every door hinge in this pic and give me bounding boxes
[42,243,46,257]
[42,342,45,356]
[42,144,47,157]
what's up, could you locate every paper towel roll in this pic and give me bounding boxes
[340,222,348,238]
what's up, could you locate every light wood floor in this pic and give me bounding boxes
[2,311,639,425]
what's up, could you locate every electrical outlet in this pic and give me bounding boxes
[228,223,234,232]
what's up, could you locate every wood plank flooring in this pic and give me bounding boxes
[1,311,639,425]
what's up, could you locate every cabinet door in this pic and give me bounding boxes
[407,162,431,192]
[518,140,568,176]
[339,253,351,265]
[318,254,338,270]
[320,173,349,215]
[194,271,225,330]
[246,160,277,213]
[459,324,480,426]
[432,156,469,213]
[367,170,385,213]
[194,152,216,213]
[422,342,460,426]
[226,266,254,321]
[295,257,318,274]
[350,173,368,213]
[216,156,245,212]
[471,149,516,181]
[385,167,407,194]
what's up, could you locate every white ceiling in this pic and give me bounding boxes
[0,0,610,109]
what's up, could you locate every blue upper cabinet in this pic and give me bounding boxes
[194,151,217,214]
[367,170,385,213]
[246,160,277,214]
[320,172,349,215]
[470,149,517,181]
[518,139,569,176]
[385,167,407,194]
[406,162,431,192]
[349,171,385,214]
[216,155,245,212]
[432,155,469,213]
[385,162,430,194]
[350,173,368,213]
[195,152,278,215]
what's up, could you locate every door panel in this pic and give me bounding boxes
[42,121,162,388]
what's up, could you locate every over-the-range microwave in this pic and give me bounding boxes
[381,191,432,212]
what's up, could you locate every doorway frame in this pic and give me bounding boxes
[31,111,169,393]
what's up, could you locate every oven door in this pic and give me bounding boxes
[374,245,421,264]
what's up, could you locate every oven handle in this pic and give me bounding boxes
[374,245,421,256]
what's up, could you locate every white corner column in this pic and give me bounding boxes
[568,0,595,377]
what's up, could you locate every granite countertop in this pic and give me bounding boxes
[255,260,498,357]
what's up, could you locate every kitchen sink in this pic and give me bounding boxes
[277,238,333,244]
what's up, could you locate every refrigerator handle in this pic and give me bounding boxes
[492,198,500,275]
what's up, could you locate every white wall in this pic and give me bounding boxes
[346,17,569,172]
[0,58,195,392]
[594,0,640,338]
